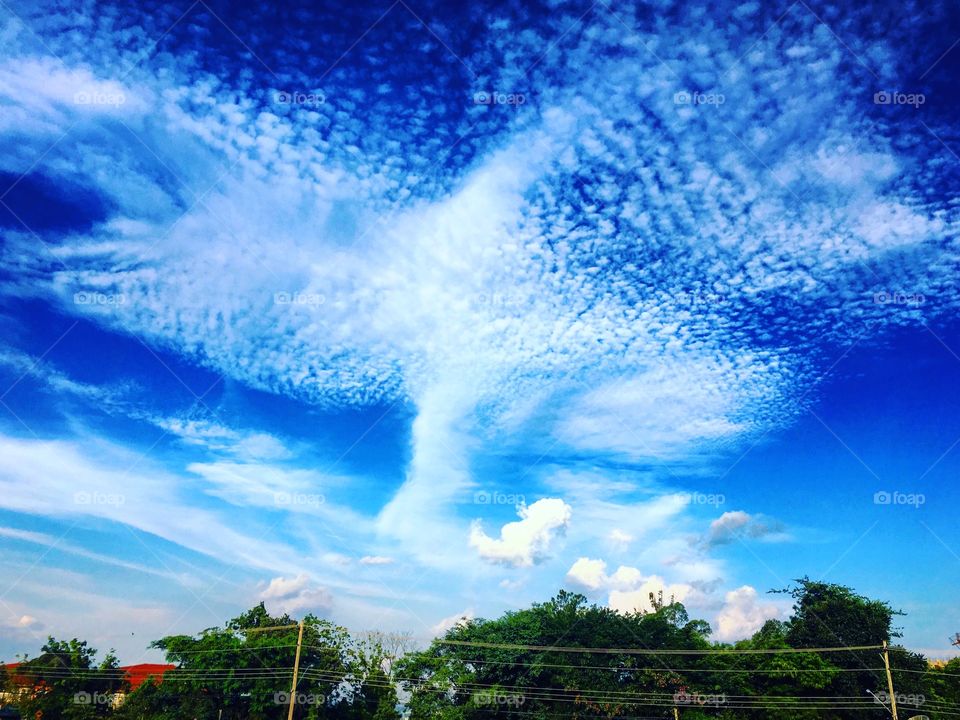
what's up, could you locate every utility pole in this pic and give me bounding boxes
[882,640,899,720]
[287,620,305,720]
[673,707,680,720]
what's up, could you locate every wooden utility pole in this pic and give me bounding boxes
[882,640,899,720]
[286,620,305,720]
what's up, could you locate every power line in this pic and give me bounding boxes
[419,655,886,673]
[10,640,953,717]
[898,666,960,678]
[301,670,960,715]
[9,669,294,678]
[299,667,904,702]
[435,639,886,655]
[149,644,298,654]
[11,662,959,716]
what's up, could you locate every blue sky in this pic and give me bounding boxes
[0,0,959,663]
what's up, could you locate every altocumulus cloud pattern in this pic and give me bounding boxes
[0,0,959,660]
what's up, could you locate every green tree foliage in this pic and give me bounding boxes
[695,619,838,720]
[5,638,124,720]
[397,590,714,719]
[116,602,395,720]
[926,657,960,712]
[0,663,14,718]
[775,578,928,718]
[339,634,402,720]
[5,584,946,720]
[398,584,936,720]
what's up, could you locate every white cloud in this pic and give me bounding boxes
[156,418,292,461]
[706,511,752,543]
[608,528,633,551]
[0,348,133,410]
[566,557,607,590]
[714,586,784,641]
[607,565,646,590]
[566,557,694,614]
[376,384,480,565]
[259,574,310,600]
[0,0,953,655]
[0,568,180,662]
[187,461,329,512]
[470,498,572,567]
[542,470,691,555]
[555,360,762,460]
[0,434,316,575]
[704,511,787,548]
[609,579,694,615]
[4,614,43,631]
[0,525,191,584]
[359,555,394,566]
[430,609,474,637]
[854,201,941,249]
[0,57,148,134]
[258,573,333,615]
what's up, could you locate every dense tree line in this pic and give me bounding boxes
[397,581,938,719]
[2,605,401,720]
[3,579,958,719]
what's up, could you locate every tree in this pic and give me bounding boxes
[5,584,943,720]
[692,618,840,720]
[398,590,714,719]
[0,663,10,715]
[141,603,375,720]
[5,638,125,720]
[774,578,927,719]
[925,657,960,713]
[112,677,181,720]
[355,631,417,676]
[343,632,406,720]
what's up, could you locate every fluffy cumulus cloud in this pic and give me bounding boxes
[566,557,786,633]
[714,586,785,641]
[258,574,333,615]
[566,557,608,590]
[470,499,572,567]
[608,581,695,615]
[430,609,474,636]
[566,557,695,613]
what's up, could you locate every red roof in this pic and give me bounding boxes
[3,662,175,690]
[122,664,176,690]
[3,663,30,686]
